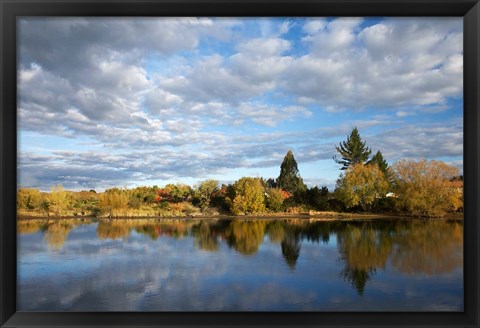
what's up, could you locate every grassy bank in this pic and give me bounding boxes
[17,211,464,222]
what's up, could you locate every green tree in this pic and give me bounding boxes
[367,150,394,187]
[307,186,329,210]
[231,177,266,215]
[276,150,307,195]
[335,163,389,212]
[367,150,388,174]
[195,179,219,212]
[392,159,461,217]
[334,127,372,170]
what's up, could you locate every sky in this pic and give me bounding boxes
[17,17,463,192]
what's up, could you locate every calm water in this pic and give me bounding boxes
[17,218,463,311]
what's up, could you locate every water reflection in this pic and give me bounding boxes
[225,220,266,255]
[18,218,463,302]
[336,223,393,295]
[281,228,301,270]
[391,221,463,275]
[191,221,220,251]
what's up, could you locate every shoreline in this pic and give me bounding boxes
[17,212,464,221]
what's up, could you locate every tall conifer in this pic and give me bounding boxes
[277,150,306,194]
[333,127,372,170]
[367,150,389,174]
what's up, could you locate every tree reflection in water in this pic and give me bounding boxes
[391,221,463,275]
[281,229,301,270]
[43,222,73,251]
[266,220,285,244]
[225,220,267,255]
[18,219,91,251]
[336,223,393,295]
[191,220,221,251]
[97,221,131,240]
[335,220,463,295]
[19,217,463,296]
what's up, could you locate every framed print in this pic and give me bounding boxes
[1,0,479,327]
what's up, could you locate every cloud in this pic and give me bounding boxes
[17,17,463,190]
[283,17,462,111]
[303,17,363,54]
[367,122,463,162]
[236,103,312,127]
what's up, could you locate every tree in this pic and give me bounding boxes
[307,186,329,210]
[156,184,193,203]
[265,188,288,212]
[265,178,277,188]
[367,150,394,187]
[194,179,219,212]
[98,189,129,217]
[231,177,266,215]
[335,163,389,212]
[276,150,307,195]
[367,150,388,174]
[17,188,42,210]
[334,127,372,170]
[392,159,461,217]
[47,184,70,216]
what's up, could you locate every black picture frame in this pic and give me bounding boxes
[1,0,479,327]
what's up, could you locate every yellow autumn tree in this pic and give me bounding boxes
[392,159,461,217]
[335,163,389,212]
[17,188,43,211]
[98,188,129,217]
[231,177,266,215]
[47,184,70,216]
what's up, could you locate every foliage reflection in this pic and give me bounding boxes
[18,218,463,295]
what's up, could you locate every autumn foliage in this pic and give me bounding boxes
[335,164,389,212]
[392,159,462,217]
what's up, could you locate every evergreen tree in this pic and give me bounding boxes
[367,150,395,187]
[367,150,389,174]
[276,150,306,194]
[333,127,372,170]
[307,186,329,210]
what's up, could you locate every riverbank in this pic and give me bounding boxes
[17,211,464,221]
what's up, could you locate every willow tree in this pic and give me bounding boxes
[335,163,389,212]
[392,159,461,217]
[277,150,306,194]
[334,127,372,170]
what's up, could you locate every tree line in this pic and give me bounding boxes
[17,127,463,218]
